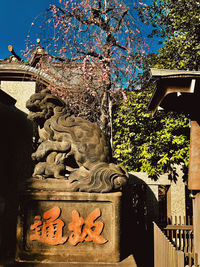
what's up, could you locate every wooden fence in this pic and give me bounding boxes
[154,222,199,267]
[164,216,193,259]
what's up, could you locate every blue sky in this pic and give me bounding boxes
[0,0,58,59]
[0,0,159,60]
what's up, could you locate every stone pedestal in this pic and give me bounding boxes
[16,179,122,264]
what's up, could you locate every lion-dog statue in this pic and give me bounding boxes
[26,89,129,193]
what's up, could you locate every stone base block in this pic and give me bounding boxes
[16,184,122,263]
[1,255,137,266]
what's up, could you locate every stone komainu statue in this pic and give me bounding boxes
[26,89,129,193]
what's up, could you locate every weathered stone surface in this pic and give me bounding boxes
[26,89,128,193]
[16,190,122,263]
[1,255,137,267]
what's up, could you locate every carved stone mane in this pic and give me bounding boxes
[26,89,128,193]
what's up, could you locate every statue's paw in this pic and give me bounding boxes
[35,175,44,179]
[31,152,36,160]
[54,172,66,179]
[32,151,44,160]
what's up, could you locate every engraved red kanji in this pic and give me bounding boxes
[68,208,107,246]
[30,206,68,245]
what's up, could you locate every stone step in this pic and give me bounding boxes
[0,255,137,267]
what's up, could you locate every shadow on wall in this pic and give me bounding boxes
[0,103,33,260]
[121,173,158,267]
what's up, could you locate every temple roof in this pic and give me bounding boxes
[149,68,200,115]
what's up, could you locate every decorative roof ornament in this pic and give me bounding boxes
[28,39,48,67]
[8,45,22,62]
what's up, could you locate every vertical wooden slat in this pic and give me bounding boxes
[167,229,169,239]
[154,222,158,267]
[180,229,182,251]
[175,228,178,249]
[177,250,184,267]
[179,229,181,250]
[185,230,188,253]
[167,236,170,267]
[194,252,198,267]
[173,246,176,267]
[170,243,173,267]
[170,228,172,241]
[174,246,177,267]
[188,230,192,256]
[188,252,192,267]
[162,226,164,267]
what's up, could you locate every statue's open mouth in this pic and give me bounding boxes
[27,110,45,121]
[28,105,41,113]
[26,100,42,119]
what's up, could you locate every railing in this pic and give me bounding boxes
[164,216,193,258]
[154,222,199,267]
